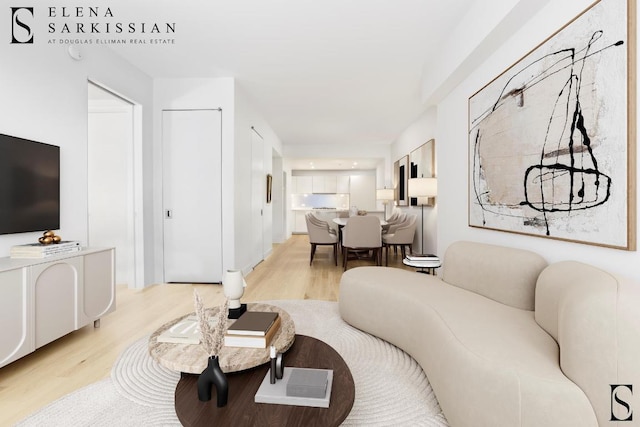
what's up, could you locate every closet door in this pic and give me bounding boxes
[162,110,222,282]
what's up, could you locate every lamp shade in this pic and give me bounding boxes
[408,177,437,198]
[376,188,395,201]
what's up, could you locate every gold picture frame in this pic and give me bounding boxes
[266,174,273,204]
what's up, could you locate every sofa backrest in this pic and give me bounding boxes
[535,261,640,425]
[442,241,547,310]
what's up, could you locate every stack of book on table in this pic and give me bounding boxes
[10,241,81,259]
[404,253,440,266]
[224,311,281,349]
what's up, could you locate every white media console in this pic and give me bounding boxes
[0,247,115,368]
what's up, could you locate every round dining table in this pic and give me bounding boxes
[332,217,387,227]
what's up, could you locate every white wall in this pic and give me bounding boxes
[0,43,154,284]
[421,0,551,105]
[437,0,640,282]
[234,84,283,273]
[271,156,286,243]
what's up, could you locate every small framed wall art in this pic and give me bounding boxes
[266,174,273,204]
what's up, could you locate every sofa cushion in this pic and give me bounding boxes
[340,267,597,427]
[442,241,547,310]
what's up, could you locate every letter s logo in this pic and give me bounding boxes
[611,384,633,422]
[11,7,34,44]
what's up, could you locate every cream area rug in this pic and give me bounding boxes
[17,300,448,426]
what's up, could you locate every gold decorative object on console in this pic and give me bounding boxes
[38,230,62,245]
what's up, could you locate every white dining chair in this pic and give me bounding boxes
[382,212,406,235]
[305,213,339,266]
[382,215,417,265]
[341,216,382,271]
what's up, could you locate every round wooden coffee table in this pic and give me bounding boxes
[174,335,355,427]
[149,303,296,374]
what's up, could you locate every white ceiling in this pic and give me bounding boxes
[101,0,477,167]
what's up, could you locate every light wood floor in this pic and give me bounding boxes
[0,235,413,425]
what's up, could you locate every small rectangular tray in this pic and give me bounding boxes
[254,367,333,408]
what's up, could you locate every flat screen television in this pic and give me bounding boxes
[0,133,60,235]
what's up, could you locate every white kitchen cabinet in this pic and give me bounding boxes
[337,176,350,193]
[311,176,323,193]
[294,211,309,233]
[0,247,115,368]
[324,176,337,193]
[312,176,337,193]
[292,176,313,194]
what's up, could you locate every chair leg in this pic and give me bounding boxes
[310,244,316,265]
[333,244,338,266]
[343,247,348,271]
[385,244,389,266]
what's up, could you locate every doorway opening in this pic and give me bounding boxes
[87,81,142,288]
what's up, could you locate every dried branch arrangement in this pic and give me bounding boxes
[194,290,229,357]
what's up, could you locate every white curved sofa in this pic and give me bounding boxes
[339,241,640,427]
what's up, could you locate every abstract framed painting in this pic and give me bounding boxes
[468,0,636,250]
[394,155,409,206]
[410,139,436,207]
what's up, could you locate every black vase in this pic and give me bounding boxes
[197,356,228,407]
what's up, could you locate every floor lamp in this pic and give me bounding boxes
[376,188,395,220]
[408,177,437,254]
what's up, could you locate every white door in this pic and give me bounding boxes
[162,109,222,283]
[251,129,264,267]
